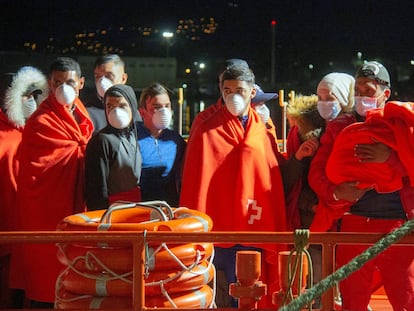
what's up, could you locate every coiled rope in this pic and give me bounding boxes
[278,218,414,311]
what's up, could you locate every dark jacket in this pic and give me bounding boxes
[85,85,142,210]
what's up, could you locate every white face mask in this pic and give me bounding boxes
[317,100,341,120]
[22,97,37,119]
[55,84,77,106]
[96,77,113,99]
[224,93,248,116]
[107,107,132,129]
[152,107,172,130]
[254,104,270,124]
[355,96,378,117]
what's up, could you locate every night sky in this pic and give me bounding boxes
[1,0,414,92]
[2,1,414,56]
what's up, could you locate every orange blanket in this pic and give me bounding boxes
[0,111,25,289]
[16,95,93,302]
[326,102,414,193]
[0,111,22,235]
[180,106,287,306]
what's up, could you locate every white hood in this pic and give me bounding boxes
[4,66,48,127]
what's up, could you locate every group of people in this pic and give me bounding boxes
[285,62,414,311]
[0,54,412,311]
[0,55,185,308]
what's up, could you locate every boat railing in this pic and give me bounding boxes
[1,230,414,311]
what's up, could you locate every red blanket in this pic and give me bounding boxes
[0,111,22,235]
[285,126,302,230]
[326,102,414,193]
[16,95,93,302]
[180,106,287,306]
[0,111,25,288]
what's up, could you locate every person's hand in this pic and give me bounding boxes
[295,137,319,160]
[333,181,372,203]
[354,140,391,163]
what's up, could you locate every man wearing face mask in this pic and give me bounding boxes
[188,58,249,141]
[16,57,93,308]
[328,64,414,311]
[0,66,48,308]
[85,84,142,210]
[189,59,283,158]
[137,82,186,206]
[354,61,391,118]
[180,65,290,308]
[86,54,129,134]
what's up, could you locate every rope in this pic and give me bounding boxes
[278,218,414,311]
[280,230,313,310]
[143,229,150,278]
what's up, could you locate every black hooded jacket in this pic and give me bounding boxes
[85,84,142,210]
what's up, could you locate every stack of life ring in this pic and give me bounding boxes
[54,201,215,309]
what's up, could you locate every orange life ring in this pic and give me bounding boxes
[55,284,213,309]
[57,242,214,273]
[146,284,214,308]
[60,260,214,297]
[57,203,212,233]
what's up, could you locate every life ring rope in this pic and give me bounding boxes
[57,241,214,273]
[148,242,201,271]
[100,200,174,224]
[56,244,133,284]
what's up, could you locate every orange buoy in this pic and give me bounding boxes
[57,242,213,273]
[56,284,213,309]
[60,260,214,297]
[57,204,212,234]
[145,260,214,296]
[146,284,214,308]
[55,201,215,309]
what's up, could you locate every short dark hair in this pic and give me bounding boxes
[49,57,82,78]
[139,82,170,108]
[94,54,125,69]
[220,65,255,88]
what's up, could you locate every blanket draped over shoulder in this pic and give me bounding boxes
[17,95,93,302]
[180,107,287,307]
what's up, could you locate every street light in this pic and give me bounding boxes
[162,31,174,57]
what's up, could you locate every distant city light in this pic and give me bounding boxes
[271,20,277,26]
[199,63,205,69]
[162,31,174,38]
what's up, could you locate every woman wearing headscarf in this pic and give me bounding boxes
[85,84,142,210]
[308,72,356,231]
